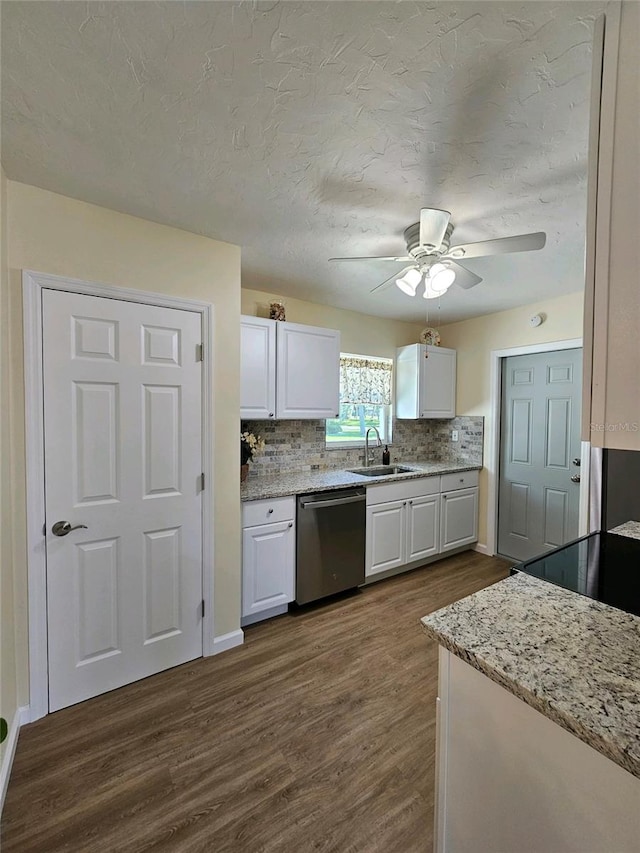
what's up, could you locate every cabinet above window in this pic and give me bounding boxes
[240,316,340,420]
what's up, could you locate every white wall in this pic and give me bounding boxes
[241,288,424,358]
[0,166,19,765]
[5,181,242,711]
[438,291,584,549]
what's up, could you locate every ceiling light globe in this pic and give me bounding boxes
[431,267,456,292]
[395,267,422,296]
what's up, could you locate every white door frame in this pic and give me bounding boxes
[487,338,589,557]
[23,270,215,722]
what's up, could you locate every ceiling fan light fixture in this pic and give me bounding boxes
[430,264,456,291]
[395,267,422,296]
[422,263,456,299]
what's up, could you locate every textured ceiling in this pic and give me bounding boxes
[1,1,604,323]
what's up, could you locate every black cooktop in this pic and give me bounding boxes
[512,531,640,618]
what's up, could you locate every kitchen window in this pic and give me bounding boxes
[325,354,393,447]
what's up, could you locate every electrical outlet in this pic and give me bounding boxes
[451,430,459,442]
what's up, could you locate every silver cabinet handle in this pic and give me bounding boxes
[269,412,274,417]
[288,522,293,528]
[52,521,88,537]
[403,501,407,506]
[268,508,274,514]
[409,500,413,505]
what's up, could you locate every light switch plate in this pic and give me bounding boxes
[451,430,459,442]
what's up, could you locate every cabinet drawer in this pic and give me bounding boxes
[242,496,295,528]
[366,475,441,506]
[440,470,479,492]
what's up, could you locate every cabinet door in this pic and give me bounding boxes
[240,317,276,420]
[419,346,456,418]
[276,322,340,419]
[242,520,295,617]
[366,500,405,577]
[406,494,440,562]
[440,487,478,553]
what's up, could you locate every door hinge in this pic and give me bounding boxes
[196,343,204,362]
[201,599,205,618]
[200,472,205,491]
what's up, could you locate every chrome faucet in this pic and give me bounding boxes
[365,427,382,466]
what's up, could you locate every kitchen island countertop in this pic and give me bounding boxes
[421,571,640,779]
[241,461,481,502]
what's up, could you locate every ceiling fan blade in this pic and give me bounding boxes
[329,255,412,263]
[370,265,416,294]
[445,231,546,260]
[419,208,450,250]
[447,261,483,290]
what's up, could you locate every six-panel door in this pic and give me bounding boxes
[43,289,203,712]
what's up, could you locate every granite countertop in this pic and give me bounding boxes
[610,521,640,540]
[240,461,481,502]
[421,572,640,779]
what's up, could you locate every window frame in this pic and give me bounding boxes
[325,353,394,450]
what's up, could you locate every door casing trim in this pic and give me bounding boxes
[23,270,215,722]
[487,338,587,558]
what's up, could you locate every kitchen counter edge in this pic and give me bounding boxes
[241,462,481,502]
[421,572,640,780]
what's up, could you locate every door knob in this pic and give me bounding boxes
[52,521,88,537]
[570,474,581,484]
[572,458,581,467]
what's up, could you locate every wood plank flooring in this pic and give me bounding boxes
[2,552,509,853]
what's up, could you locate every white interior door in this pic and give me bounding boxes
[43,289,203,712]
[498,348,582,562]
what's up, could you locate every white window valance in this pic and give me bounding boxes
[339,356,392,406]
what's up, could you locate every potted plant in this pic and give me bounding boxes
[241,429,265,482]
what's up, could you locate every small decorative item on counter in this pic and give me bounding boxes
[382,445,390,465]
[420,327,441,346]
[241,429,266,482]
[269,301,286,321]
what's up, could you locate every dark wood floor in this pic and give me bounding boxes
[2,552,509,853]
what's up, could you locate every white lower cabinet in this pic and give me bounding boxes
[366,500,406,576]
[366,477,440,578]
[407,494,440,563]
[440,486,478,553]
[242,497,295,624]
[366,471,479,579]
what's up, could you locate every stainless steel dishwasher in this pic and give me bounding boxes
[296,487,366,605]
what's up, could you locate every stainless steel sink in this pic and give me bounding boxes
[347,465,416,477]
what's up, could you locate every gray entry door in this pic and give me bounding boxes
[498,348,582,562]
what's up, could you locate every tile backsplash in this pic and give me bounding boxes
[244,416,483,477]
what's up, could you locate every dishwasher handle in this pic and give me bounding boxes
[299,493,366,510]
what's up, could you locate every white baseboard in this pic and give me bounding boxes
[212,629,244,655]
[241,603,288,627]
[474,543,492,556]
[1,705,28,815]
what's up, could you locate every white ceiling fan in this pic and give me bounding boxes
[329,208,546,299]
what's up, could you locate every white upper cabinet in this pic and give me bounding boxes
[241,316,340,420]
[395,344,456,419]
[276,321,340,419]
[240,316,276,420]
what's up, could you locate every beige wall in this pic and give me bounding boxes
[439,290,585,548]
[1,167,19,759]
[241,288,424,358]
[5,181,242,712]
